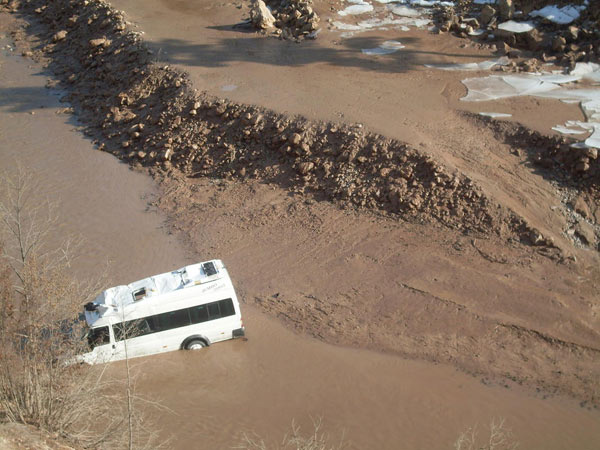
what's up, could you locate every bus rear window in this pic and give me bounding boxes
[87,326,110,349]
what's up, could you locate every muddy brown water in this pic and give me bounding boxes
[1,26,600,450]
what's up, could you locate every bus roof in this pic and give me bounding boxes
[84,260,227,326]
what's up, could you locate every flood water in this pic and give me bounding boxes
[1,38,599,449]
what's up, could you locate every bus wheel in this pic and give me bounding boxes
[185,339,207,350]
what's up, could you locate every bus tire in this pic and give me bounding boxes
[185,339,207,350]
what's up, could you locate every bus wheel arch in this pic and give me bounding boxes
[182,335,210,350]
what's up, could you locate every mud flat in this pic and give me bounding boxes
[1,0,600,446]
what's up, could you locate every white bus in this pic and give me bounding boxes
[80,260,245,364]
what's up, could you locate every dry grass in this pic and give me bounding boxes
[235,417,346,450]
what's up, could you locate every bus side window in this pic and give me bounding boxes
[208,302,220,318]
[189,304,208,324]
[88,326,110,349]
[219,298,235,317]
[156,309,191,331]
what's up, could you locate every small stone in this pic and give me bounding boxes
[89,37,110,47]
[529,229,544,245]
[498,0,514,20]
[289,133,302,146]
[567,26,579,41]
[552,36,566,52]
[297,161,314,175]
[571,195,591,219]
[189,109,197,116]
[52,30,67,42]
[524,29,543,51]
[583,147,597,160]
[480,5,496,25]
[575,160,590,172]
[574,221,596,246]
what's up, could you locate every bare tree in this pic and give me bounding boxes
[236,417,346,450]
[454,418,519,450]
[0,167,166,449]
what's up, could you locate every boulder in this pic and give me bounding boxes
[250,0,276,30]
[52,30,67,42]
[480,5,496,26]
[498,0,514,20]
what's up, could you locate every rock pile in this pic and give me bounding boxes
[250,0,320,40]
[434,0,599,69]
[8,0,572,251]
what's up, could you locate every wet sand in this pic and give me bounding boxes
[1,26,600,450]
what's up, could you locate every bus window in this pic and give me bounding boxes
[87,326,110,349]
[156,309,191,331]
[189,304,209,324]
[219,298,235,317]
[208,302,220,318]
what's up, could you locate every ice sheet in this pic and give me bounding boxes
[335,15,430,33]
[586,125,600,149]
[474,0,496,4]
[570,62,600,83]
[339,2,374,16]
[529,4,585,25]
[388,5,422,16]
[552,125,586,135]
[479,112,512,118]
[461,70,600,148]
[332,21,364,30]
[497,20,535,33]
[362,40,405,55]
[425,57,509,71]
[461,75,560,101]
[468,29,486,36]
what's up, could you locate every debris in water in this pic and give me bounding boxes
[361,40,405,55]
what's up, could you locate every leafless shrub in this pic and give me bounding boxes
[0,167,166,449]
[235,417,346,450]
[454,418,519,450]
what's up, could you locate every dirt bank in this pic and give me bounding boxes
[2,0,600,407]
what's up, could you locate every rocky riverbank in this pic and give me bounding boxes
[4,0,591,255]
[435,0,599,69]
